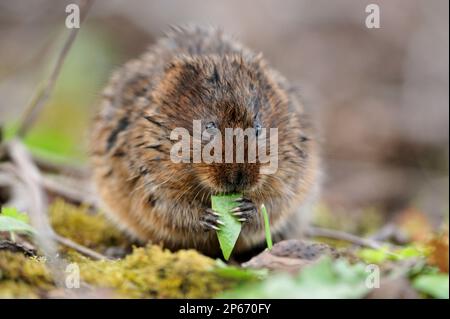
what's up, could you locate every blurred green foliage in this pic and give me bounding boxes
[357,245,425,264]
[413,273,449,299]
[5,28,120,163]
[220,258,370,299]
[0,207,35,239]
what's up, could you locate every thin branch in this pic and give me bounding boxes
[306,226,386,250]
[52,233,107,261]
[0,239,37,257]
[41,174,98,207]
[0,0,103,294]
[16,0,95,138]
[3,141,106,273]
[33,154,90,179]
[6,139,65,287]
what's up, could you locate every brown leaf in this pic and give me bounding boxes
[427,227,449,273]
[395,207,433,242]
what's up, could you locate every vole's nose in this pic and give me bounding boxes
[233,169,246,190]
[225,165,252,192]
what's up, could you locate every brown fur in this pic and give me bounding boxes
[90,26,321,257]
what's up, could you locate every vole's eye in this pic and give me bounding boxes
[255,123,262,137]
[206,122,217,130]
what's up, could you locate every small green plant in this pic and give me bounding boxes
[260,204,273,250]
[212,194,242,260]
[0,207,35,241]
[211,195,273,260]
[413,273,449,299]
[219,257,371,299]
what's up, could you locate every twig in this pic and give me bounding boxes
[0,165,31,211]
[2,142,105,259]
[6,139,66,287]
[4,141,107,273]
[369,223,409,245]
[33,154,90,179]
[306,226,385,250]
[16,0,95,138]
[41,174,98,207]
[1,158,96,208]
[0,0,102,295]
[52,233,107,261]
[0,239,37,257]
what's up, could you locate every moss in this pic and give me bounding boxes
[0,245,238,298]
[0,200,243,298]
[47,199,238,297]
[0,250,53,298]
[50,199,129,252]
[0,281,41,299]
[72,245,234,298]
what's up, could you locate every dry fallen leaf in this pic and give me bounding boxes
[427,227,449,273]
[395,207,433,243]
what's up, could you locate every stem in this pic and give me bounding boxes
[261,204,273,250]
[9,231,16,242]
[52,233,107,261]
[306,226,386,250]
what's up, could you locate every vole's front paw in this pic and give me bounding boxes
[200,198,257,231]
[231,197,258,223]
[199,208,224,232]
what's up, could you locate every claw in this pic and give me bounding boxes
[206,208,220,216]
[232,203,255,212]
[230,197,258,224]
[216,219,225,226]
[200,221,219,231]
[209,224,220,231]
[200,208,223,231]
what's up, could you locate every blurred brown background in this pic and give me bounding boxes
[0,0,448,225]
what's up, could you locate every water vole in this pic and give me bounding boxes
[90,26,320,257]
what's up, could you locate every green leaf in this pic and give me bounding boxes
[357,245,425,264]
[260,204,273,250]
[413,273,449,299]
[0,207,35,235]
[219,257,370,299]
[396,246,425,259]
[214,260,268,281]
[357,247,392,263]
[1,207,29,223]
[212,194,242,260]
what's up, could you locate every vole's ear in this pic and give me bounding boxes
[164,62,175,72]
[249,52,270,85]
[164,60,182,73]
[208,64,221,84]
[253,52,267,69]
[255,52,264,62]
[164,55,197,73]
